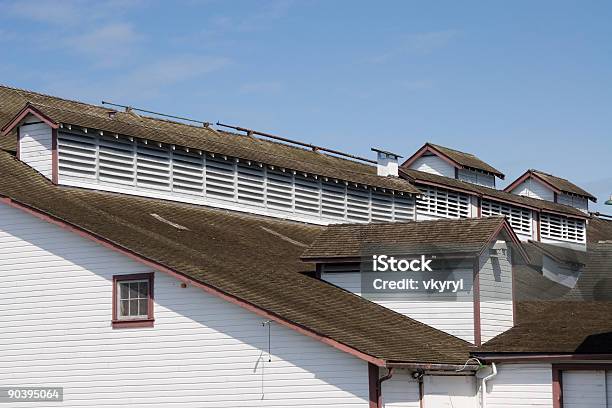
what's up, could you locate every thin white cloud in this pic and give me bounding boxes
[369,30,459,64]
[64,23,143,67]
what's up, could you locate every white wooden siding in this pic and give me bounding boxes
[478,241,514,343]
[485,363,553,407]
[0,203,370,408]
[321,271,475,343]
[57,131,415,226]
[562,370,607,408]
[511,178,555,201]
[381,370,420,408]
[557,193,589,212]
[19,119,53,180]
[423,375,476,408]
[458,168,495,188]
[409,154,455,178]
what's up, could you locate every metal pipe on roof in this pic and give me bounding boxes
[101,101,212,127]
[215,122,378,164]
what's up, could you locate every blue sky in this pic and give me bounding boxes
[1,0,610,212]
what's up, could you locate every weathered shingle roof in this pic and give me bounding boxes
[403,142,505,178]
[475,301,612,354]
[0,148,472,365]
[477,242,612,354]
[302,217,509,260]
[505,169,596,201]
[401,168,589,218]
[0,85,420,194]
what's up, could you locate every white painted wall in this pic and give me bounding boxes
[484,363,553,407]
[381,370,420,408]
[321,270,475,343]
[423,375,476,408]
[409,154,456,178]
[557,193,589,212]
[511,178,555,201]
[0,203,370,408]
[562,370,606,408]
[478,241,514,343]
[18,118,53,180]
[458,169,496,188]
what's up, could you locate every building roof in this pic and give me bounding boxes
[504,169,597,202]
[402,142,505,178]
[477,241,612,355]
[400,168,589,218]
[475,301,612,355]
[0,147,473,366]
[0,85,420,195]
[588,216,612,243]
[301,217,521,261]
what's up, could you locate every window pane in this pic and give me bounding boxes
[138,281,148,298]
[139,299,148,316]
[129,282,139,299]
[119,282,129,299]
[129,300,139,316]
[120,300,129,316]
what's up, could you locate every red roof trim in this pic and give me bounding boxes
[0,196,387,368]
[0,104,59,135]
[478,219,530,263]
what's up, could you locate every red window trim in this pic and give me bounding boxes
[112,273,155,329]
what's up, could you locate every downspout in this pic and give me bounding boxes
[377,367,394,407]
[480,362,497,408]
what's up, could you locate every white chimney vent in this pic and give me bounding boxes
[371,148,402,177]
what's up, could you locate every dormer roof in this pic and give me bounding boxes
[402,142,505,179]
[505,169,596,202]
[301,216,528,262]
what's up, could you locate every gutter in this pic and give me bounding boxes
[385,362,480,372]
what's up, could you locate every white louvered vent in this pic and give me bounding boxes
[416,185,470,219]
[57,131,416,224]
[481,199,532,235]
[540,213,586,243]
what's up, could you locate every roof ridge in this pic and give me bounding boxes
[429,142,478,157]
[29,101,401,183]
[3,84,381,173]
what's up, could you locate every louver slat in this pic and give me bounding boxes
[56,131,416,224]
[416,185,469,219]
[172,150,204,195]
[347,186,370,222]
[481,199,531,235]
[205,156,235,200]
[266,169,293,212]
[321,182,346,219]
[541,213,585,243]
[237,163,265,205]
[57,133,97,179]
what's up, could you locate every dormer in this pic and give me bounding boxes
[401,143,505,188]
[0,104,59,183]
[1,98,421,226]
[504,169,596,213]
[302,217,529,345]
